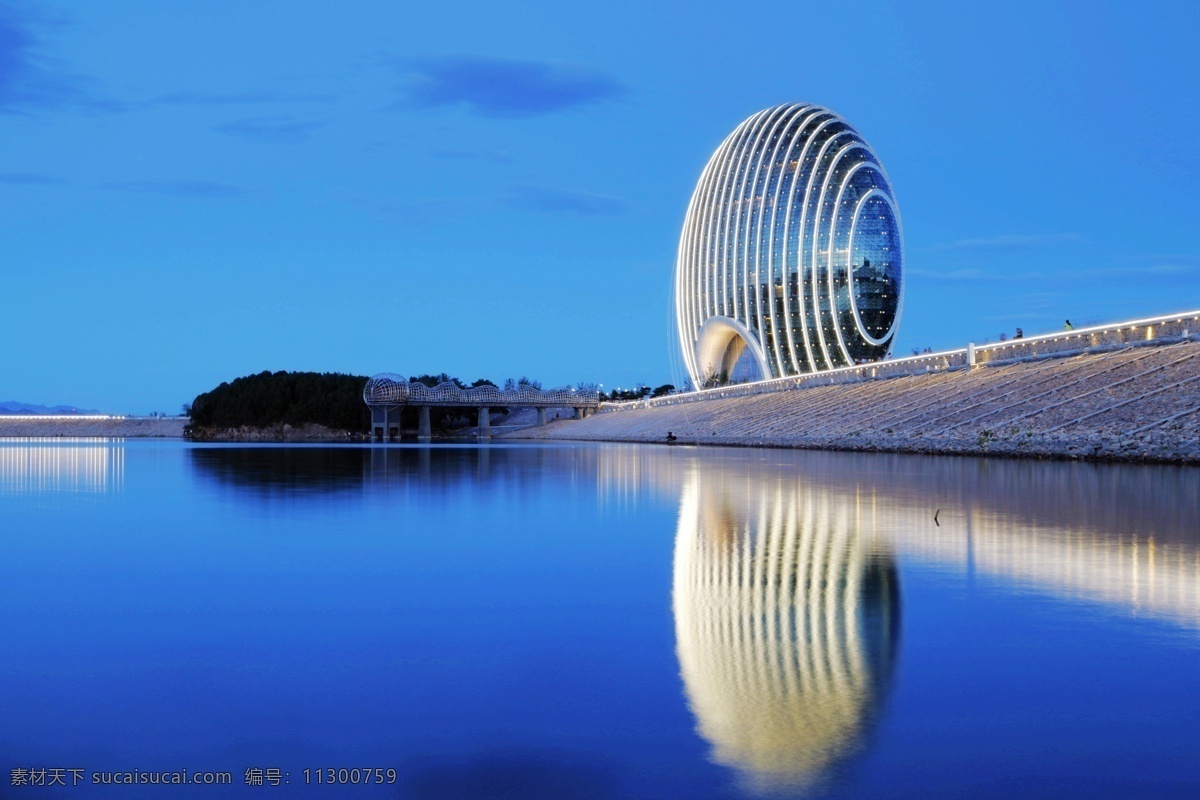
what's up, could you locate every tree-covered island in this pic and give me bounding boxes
[185,371,576,440]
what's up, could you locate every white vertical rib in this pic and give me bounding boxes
[695,134,734,356]
[677,170,703,378]
[760,107,817,375]
[789,119,844,370]
[779,113,837,373]
[733,108,786,344]
[801,129,854,369]
[678,134,734,381]
[708,123,747,323]
[828,162,877,348]
[818,144,870,366]
[718,110,773,321]
[698,126,745,343]
[740,105,798,374]
[706,128,747,328]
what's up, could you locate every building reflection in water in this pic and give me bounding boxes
[0,438,125,494]
[638,448,1200,792]
[672,467,900,794]
[187,444,1200,634]
[182,443,1200,793]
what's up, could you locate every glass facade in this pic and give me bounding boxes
[675,104,903,386]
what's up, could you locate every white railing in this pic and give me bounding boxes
[603,309,1200,413]
[364,374,600,408]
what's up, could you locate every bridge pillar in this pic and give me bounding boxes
[536,408,547,426]
[478,407,490,439]
[967,342,977,368]
[574,407,583,420]
[418,406,431,441]
[372,405,401,441]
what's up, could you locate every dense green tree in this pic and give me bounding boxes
[410,373,467,389]
[600,384,655,402]
[189,371,370,431]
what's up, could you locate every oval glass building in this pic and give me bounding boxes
[675,104,903,387]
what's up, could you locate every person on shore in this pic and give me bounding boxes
[665,431,678,443]
[1015,327,1024,339]
[1064,320,1073,330]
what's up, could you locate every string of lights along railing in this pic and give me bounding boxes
[362,375,600,408]
[616,310,1200,412]
[362,374,602,442]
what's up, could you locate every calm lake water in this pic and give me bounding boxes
[2,440,1199,798]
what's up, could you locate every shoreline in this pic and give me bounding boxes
[505,339,1200,466]
[506,429,1200,465]
[3,418,1195,464]
[0,417,187,438]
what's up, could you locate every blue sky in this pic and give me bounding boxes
[2,0,1198,412]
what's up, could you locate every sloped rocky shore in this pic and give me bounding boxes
[510,340,1200,464]
[185,423,362,441]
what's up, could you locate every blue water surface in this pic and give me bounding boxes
[1,440,1198,798]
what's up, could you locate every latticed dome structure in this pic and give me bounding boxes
[675,104,903,387]
[361,374,600,441]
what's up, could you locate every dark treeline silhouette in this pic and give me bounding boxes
[601,384,675,402]
[189,371,370,431]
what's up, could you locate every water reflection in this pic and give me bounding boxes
[189,444,603,500]
[0,438,124,494]
[891,498,1200,630]
[183,442,1200,794]
[190,445,372,494]
[661,450,1200,794]
[751,452,1200,631]
[672,467,899,794]
[9,441,1195,795]
[186,445,1200,631]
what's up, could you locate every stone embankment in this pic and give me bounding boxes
[0,416,187,438]
[511,339,1200,463]
[186,423,364,441]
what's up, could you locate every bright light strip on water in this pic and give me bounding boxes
[0,415,125,420]
[0,439,125,494]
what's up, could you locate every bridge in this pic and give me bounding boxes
[362,374,601,441]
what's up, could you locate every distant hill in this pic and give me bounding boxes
[0,401,103,415]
